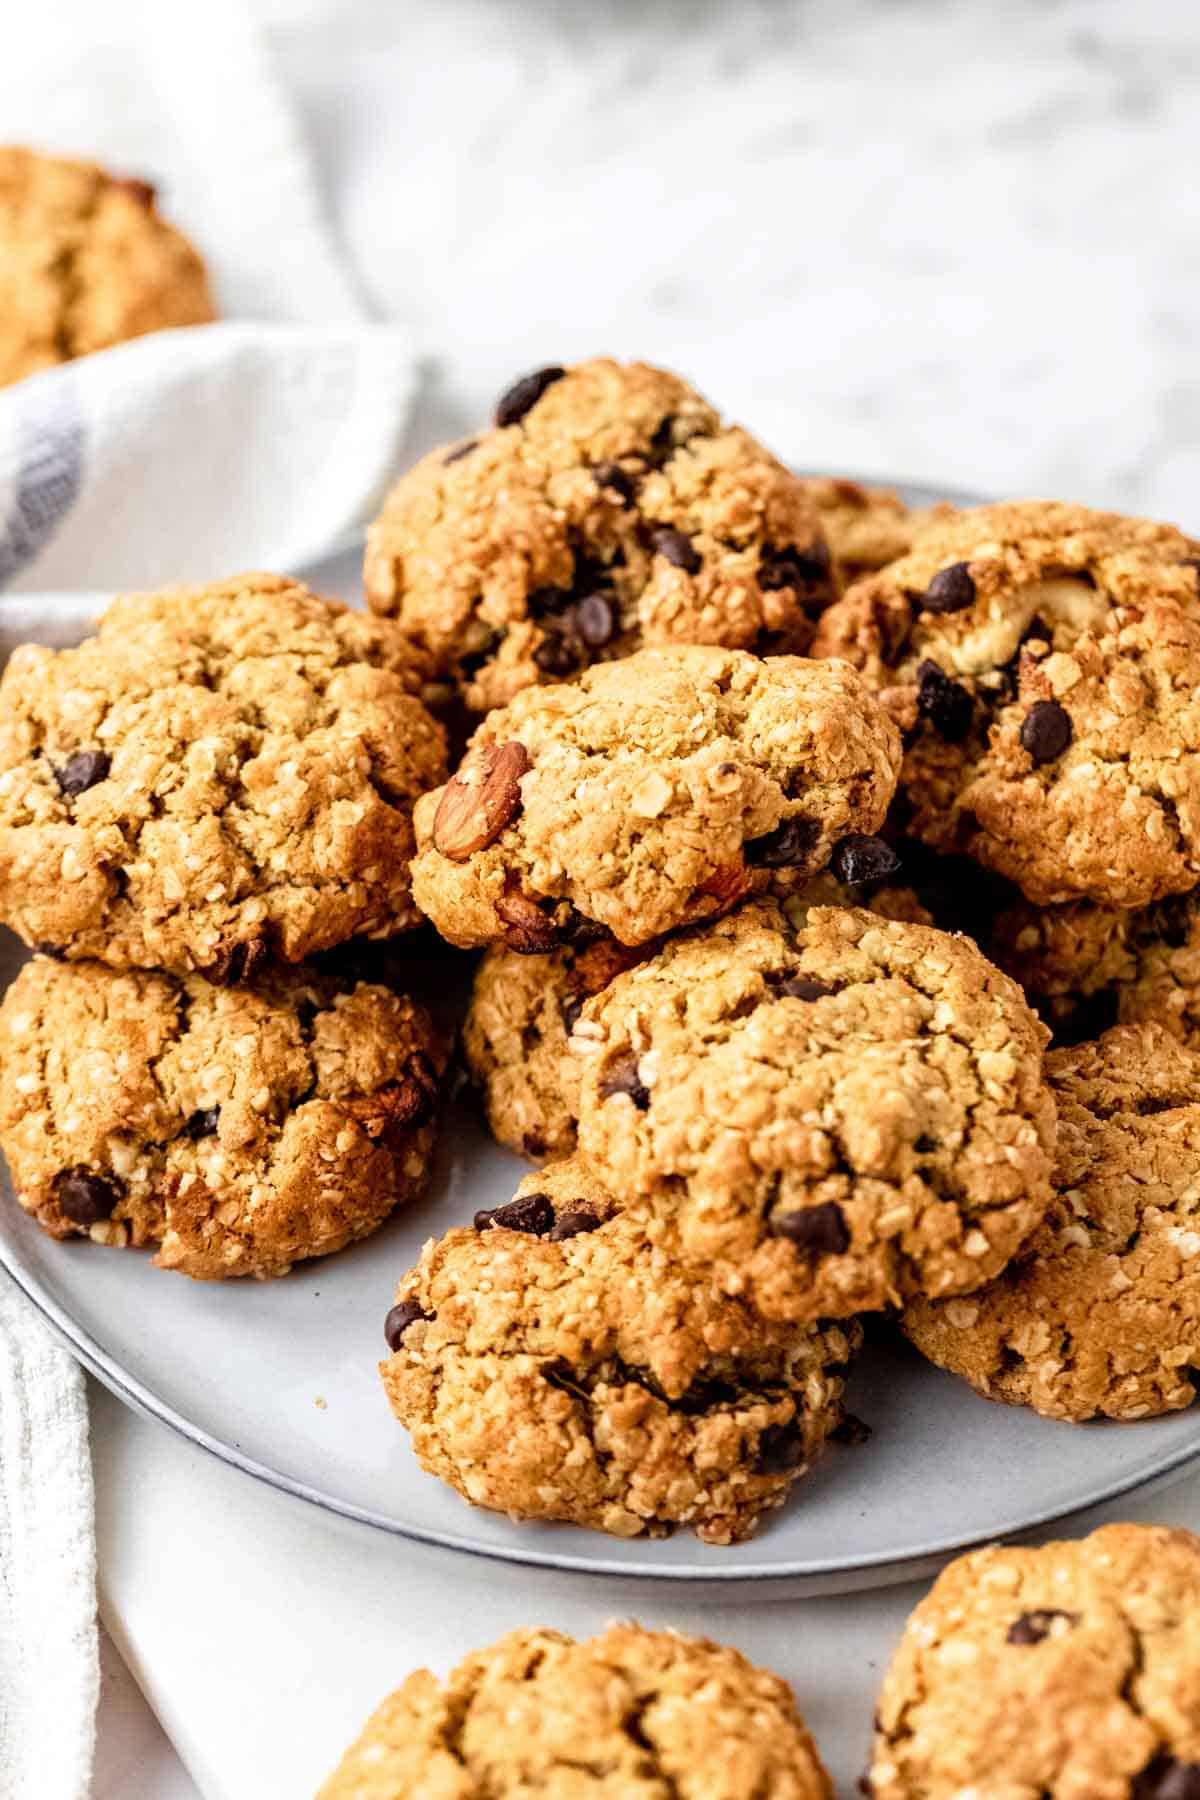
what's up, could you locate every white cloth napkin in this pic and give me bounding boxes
[0,6,422,1796]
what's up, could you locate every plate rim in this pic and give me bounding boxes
[8,471,1200,1588]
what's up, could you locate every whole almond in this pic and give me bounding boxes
[432,741,531,861]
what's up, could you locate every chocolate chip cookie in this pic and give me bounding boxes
[0,146,215,386]
[410,645,901,951]
[798,476,956,585]
[903,1023,1200,1420]
[380,1155,858,1542]
[813,501,1200,907]
[364,357,840,714]
[320,1623,833,1799]
[573,899,1056,1322]
[0,952,444,1278]
[0,574,446,975]
[865,1523,1200,1799]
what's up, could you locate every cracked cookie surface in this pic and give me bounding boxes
[320,1622,832,1799]
[574,900,1056,1322]
[0,146,215,386]
[0,574,446,974]
[903,1023,1200,1420]
[0,951,444,1279]
[865,1523,1200,1799]
[410,645,901,950]
[380,1156,858,1543]
[813,501,1200,907]
[364,357,840,715]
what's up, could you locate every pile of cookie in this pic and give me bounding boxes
[1,356,1199,1550]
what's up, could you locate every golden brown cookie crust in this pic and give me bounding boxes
[799,476,956,584]
[0,953,444,1278]
[0,146,215,386]
[903,1023,1200,1420]
[365,358,840,714]
[573,900,1056,1321]
[813,501,1200,907]
[0,574,446,974]
[410,645,901,950]
[320,1623,833,1799]
[866,1523,1200,1799]
[381,1157,858,1543]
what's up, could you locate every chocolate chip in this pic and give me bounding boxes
[443,439,478,465]
[922,562,976,613]
[495,365,565,428]
[643,415,681,470]
[830,834,901,887]
[592,460,636,503]
[1133,1754,1200,1799]
[651,527,702,574]
[548,1207,602,1242]
[532,630,583,676]
[33,942,65,960]
[383,1299,433,1350]
[200,940,268,986]
[917,660,973,744]
[745,815,822,869]
[777,975,836,1001]
[914,1132,937,1153]
[771,1201,851,1255]
[758,543,832,592]
[53,1166,122,1227]
[1020,699,1072,766]
[559,994,585,1033]
[756,1417,806,1474]
[184,1107,220,1139]
[574,593,615,648]
[832,1413,873,1446]
[1006,1608,1078,1645]
[53,749,111,797]
[474,1192,555,1236]
[598,1055,650,1109]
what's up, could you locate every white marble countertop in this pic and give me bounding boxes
[89,0,1200,1791]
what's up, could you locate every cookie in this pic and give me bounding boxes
[799,476,956,584]
[902,1023,1200,1420]
[0,146,214,386]
[0,952,444,1279]
[364,358,840,714]
[380,1156,858,1542]
[573,900,1056,1322]
[813,501,1200,907]
[865,1522,1200,1799]
[0,574,446,975]
[463,936,649,1160]
[320,1623,832,1799]
[410,644,901,951]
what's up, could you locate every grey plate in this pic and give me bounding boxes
[4,478,1200,1592]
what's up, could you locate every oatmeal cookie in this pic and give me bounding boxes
[0,146,214,386]
[903,1024,1200,1420]
[364,358,840,713]
[865,1522,1200,1799]
[410,645,901,951]
[0,574,446,974]
[380,1156,858,1543]
[320,1623,832,1799]
[799,476,955,584]
[573,901,1056,1322]
[0,952,444,1278]
[813,501,1200,907]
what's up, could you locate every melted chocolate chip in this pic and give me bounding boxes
[53,749,111,797]
[651,527,701,574]
[777,975,836,1001]
[756,1417,806,1474]
[1006,1608,1078,1645]
[53,1166,122,1226]
[574,592,616,648]
[771,1201,851,1255]
[758,543,832,593]
[548,1207,603,1242]
[643,415,681,470]
[917,660,973,744]
[598,1056,650,1109]
[495,365,565,428]
[1133,1754,1200,1799]
[830,834,901,887]
[592,460,636,503]
[745,815,822,869]
[1020,699,1073,765]
[383,1299,433,1350]
[184,1107,220,1139]
[474,1192,555,1236]
[200,940,268,986]
[922,562,976,613]
[443,439,478,465]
